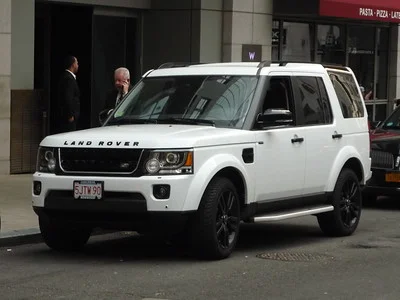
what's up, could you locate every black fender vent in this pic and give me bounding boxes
[242,148,254,164]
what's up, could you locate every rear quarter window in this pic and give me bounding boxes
[328,71,364,118]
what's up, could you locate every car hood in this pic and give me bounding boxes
[40,124,256,148]
[370,128,400,154]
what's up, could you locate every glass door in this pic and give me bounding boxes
[316,24,346,65]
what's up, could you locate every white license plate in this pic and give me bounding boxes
[73,181,103,200]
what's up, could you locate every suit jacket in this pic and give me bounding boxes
[58,70,80,120]
[104,85,132,112]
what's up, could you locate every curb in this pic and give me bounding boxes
[0,228,42,248]
[0,228,124,248]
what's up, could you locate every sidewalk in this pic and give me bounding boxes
[0,174,40,245]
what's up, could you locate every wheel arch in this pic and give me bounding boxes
[342,157,364,183]
[213,167,247,213]
[326,147,365,191]
[183,153,251,212]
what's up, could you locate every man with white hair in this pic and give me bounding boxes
[103,67,132,112]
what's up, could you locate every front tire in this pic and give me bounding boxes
[39,215,92,251]
[317,168,362,236]
[190,177,241,260]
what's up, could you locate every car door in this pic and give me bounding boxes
[291,74,342,196]
[254,73,306,202]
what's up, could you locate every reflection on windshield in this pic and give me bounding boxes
[106,75,259,129]
[382,108,400,129]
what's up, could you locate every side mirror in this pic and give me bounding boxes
[257,109,293,127]
[99,109,112,125]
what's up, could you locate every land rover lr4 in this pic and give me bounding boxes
[33,62,371,259]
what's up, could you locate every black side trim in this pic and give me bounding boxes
[242,148,254,163]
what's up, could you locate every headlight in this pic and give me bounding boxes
[145,150,193,175]
[36,147,57,173]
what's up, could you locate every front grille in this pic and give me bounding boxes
[371,149,394,170]
[59,148,143,174]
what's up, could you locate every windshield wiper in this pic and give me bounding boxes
[158,118,215,126]
[107,118,158,125]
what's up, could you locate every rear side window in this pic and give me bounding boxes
[292,76,333,125]
[317,77,333,124]
[328,71,364,118]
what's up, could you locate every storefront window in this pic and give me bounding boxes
[360,27,389,122]
[376,28,389,100]
[271,21,390,121]
[272,20,280,61]
[375,104,387,121]
[366,104,373,119]
[347,26,375,101]
[281,22,314,62]
[316,24,345,65]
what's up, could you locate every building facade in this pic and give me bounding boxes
[0,0,399,174]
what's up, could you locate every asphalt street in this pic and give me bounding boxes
[2,198,400,300]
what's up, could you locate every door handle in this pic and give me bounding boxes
[332,132,343,139]
[291,136,304,143]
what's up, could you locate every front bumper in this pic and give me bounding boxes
[32,172,194,212]
[364,169,400,196]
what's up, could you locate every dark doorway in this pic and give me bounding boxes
[34,3,141,133]
[35,3,93,134]
[92,14,139,127]
[49,4,93,133]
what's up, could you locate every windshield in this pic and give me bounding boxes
[381,107,400,130]
[105,75,259,129]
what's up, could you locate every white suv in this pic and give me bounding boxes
[32,61,371,259]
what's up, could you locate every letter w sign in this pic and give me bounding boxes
[242,44,261,62]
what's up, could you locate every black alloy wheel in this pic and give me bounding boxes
[318,168,362,236]
[190,177,241,259]
[339,178,361,228]
[216,189,240,250]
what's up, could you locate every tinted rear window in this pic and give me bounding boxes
[328,71,364,118]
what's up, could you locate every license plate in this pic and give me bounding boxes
[73,181,104,200]
[385,173,400,183]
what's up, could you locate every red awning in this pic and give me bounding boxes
[320,0,400,22]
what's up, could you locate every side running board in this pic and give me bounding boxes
[250,205,334,223]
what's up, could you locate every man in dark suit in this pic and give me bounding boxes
[58,56,80,132]
[103,67,132,113]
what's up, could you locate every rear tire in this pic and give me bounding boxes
[189,177,241,260]
[39,215,92,251]
[317,168,362,236]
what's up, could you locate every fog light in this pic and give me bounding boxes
[33,181,42,196]
[153,184,170,199]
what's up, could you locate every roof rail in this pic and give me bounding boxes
[258,60,322,68]
[256,60,349,73]
[158,62,201,69]
[322,64,349,71]
[257,60,272,68]
[256,60,272,75]
[270,60,348,71]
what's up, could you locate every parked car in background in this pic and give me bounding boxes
[365,105,400,204]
